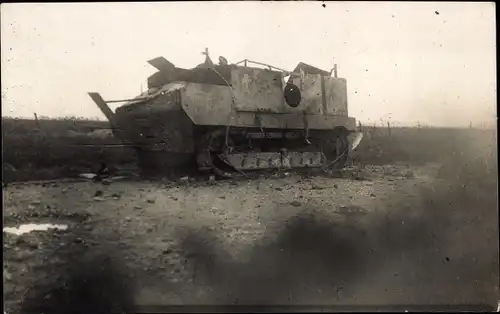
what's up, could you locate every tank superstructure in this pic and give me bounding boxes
[88,49,363,177]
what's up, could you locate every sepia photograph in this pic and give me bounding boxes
[2,1,498,313]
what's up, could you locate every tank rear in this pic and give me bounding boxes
[176,61,360,174]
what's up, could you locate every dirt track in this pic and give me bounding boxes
[3,163,499,313]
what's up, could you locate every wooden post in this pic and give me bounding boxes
[387,121,391,137]
[333,64,338,78]
[34,112,40,131]
[358,121,362,132]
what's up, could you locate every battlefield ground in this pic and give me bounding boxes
[2,117,499,313]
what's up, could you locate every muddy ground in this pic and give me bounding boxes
[2,125,499,313]
[3,160,499,313]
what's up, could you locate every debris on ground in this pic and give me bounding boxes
[208,175,216,185]
[79,173,97,180]
[4,269,12,281]
[311,183,326,190]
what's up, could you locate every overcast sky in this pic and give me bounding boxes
[1,2,496,127]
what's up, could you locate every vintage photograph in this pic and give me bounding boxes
[2,2,498,313]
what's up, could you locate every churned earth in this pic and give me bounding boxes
[3,162,499,313]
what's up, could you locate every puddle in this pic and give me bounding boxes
[3,223,68,236]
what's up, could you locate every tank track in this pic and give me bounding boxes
[194,127,350,179]
[134,127,351,180]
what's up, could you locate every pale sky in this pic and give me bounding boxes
[1,2,497,127]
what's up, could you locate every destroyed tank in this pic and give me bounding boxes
[89,49,363,177]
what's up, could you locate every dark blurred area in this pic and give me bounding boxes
[18,228,136,314]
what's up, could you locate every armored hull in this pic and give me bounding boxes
[89,51,363,177]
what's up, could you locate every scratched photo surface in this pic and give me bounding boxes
[2,2,498,313]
